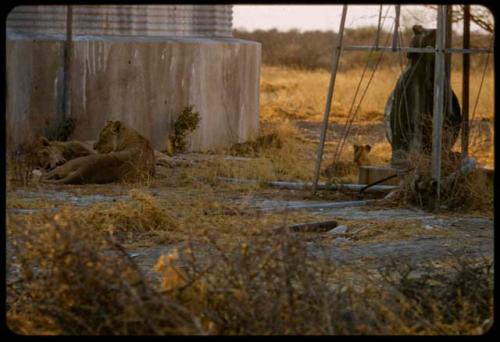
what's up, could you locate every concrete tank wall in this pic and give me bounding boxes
[6,5,260,152]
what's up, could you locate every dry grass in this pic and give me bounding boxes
[74,189,180,245]
[7,212,201,335]
[5,58,494,335]
[6,196,57,210]
[259,65,494,169]
[6,189,181,248]
[260,65,494,123]
[393,151,494,212]
[6,182,453,251]
[7,211,493,335]
[260,65,397,122]
[6,172,493,335]
[214,120,317,182]
[196,63,493,187]
[331,218,449,245]
[6,168,493,335]
[6,186,352,249]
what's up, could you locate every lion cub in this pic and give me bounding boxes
[322,144,371,180]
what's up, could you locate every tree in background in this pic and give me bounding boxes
[425,5,493,33]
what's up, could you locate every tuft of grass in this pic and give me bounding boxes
[395,151,493,212]
[72,189,180,245]
[7,189,182,247]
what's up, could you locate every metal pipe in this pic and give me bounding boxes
[446,47,492,54]
[445,6,453,129]
[312,5,348,195]
[357,173,400,199]
[375,4,382,49]
[259,200,375,212]
[271,181,396,192]
[461,5,471,158]
[341,45,492,54]
[288,220,338,232]
[218,177,397,193]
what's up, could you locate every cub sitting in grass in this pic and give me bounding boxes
[35,137,95,171]
[322,144,371,181]
[43,120,155,184]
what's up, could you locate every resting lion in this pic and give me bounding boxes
[35,137,95,170]
[43,120,155,184]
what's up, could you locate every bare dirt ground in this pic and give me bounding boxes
[296,118,494,157]
[296,120,387,144]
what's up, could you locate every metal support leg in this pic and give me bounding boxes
[375,5,382,49]
[311,5,348,194]
[431,5,448,211]
[461,5,471,158]
[392,5,400,52]
[445,6,453,119]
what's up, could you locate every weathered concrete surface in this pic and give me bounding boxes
[6,35,261,151]
[6,38,65,145]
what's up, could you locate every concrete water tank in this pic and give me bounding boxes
[6,5,261,151]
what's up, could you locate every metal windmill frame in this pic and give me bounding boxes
[311,4,493,211]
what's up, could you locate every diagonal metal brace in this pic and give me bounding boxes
[311,5,348,195]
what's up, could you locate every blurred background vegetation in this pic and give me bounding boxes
[234,27,493,71]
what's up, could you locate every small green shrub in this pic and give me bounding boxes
[171,106,201,153]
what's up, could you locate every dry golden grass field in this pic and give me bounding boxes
[259,64,494,169]
[5,56,495,334]
[211,63,494,186]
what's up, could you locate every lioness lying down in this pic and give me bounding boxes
[43,120,155,184]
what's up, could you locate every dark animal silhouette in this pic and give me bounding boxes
[384,25,462,167]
